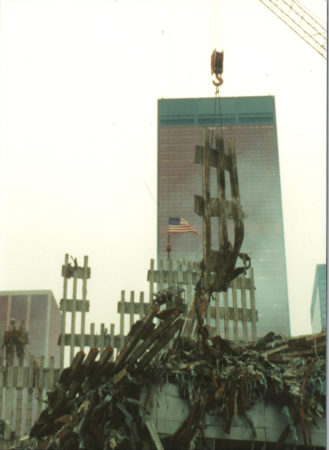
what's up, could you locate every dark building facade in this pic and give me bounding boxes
[157,96,290,337]
[310,264,327,333]
[0,290,61,366]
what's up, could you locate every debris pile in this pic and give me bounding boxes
[13,306,326,450]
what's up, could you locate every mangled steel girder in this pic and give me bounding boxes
[195,129,249,292]
[25,324,326,450]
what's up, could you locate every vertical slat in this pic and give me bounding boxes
[139,292,144,319]
[109,324,115,361]
[215,292,220,335]
[186,262,193,314]
[70,271,78,364]
[21,368,28,436]
[15,366,24,438]
[182,294,197,339]
[0,328,3,370]
[228,140,242,206]
[168,258,173,286]
[241,275,248,342]
[173,261,179,284]
[177,260,183,285]
[0,356,3,419]
[25,357,34,434]
[249,268,257,341]
[206,296,212,332]
[25,294,32,335]
[202,129,211,292]
[120,291,125,350]
[4,366,14,440]
[129,291,135,330]
[37,357,45,418]
[223,290,229,339]
[81,255,88,351]
[60,254,69,370]
[90,323,95,348]
[216,135,229,250]
[99,324,105,354]
[149,259,155,303]
[159,259,164,291]
[6,295,12,330]
[44,293,52,366]
[232,279,239,344]
[48,357,55,391]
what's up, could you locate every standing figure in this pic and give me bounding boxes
[15,320,29,366]
[4,318,17,366]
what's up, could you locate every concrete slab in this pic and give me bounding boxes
[142,383,326,447]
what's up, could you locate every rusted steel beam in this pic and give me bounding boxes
[181,294,197,339]
[195,196,240,219]
[216,135,228,252]
[90,346,114,380]
[195,144,230,171]
[98,346,114,366]
[128,312,180,367]
[227,140,244,259]
[83,347,99,369]
[62,350,85,388]
[137,318,184,370]
[113,305,159,372]
[113,368,127,384]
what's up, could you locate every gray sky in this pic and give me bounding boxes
[0,0,326,337]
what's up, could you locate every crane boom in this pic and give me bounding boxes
[258,0,327,59]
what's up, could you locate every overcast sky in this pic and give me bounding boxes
[0,0,326,337]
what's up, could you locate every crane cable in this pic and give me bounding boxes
[210,0,224,147]
[211,82,224,148]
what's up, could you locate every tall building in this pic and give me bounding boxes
[0,290,61,366]
[157,96,290,337]
[310,264,327,333]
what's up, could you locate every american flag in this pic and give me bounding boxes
[168,217,197,234]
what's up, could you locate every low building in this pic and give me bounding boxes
[310,264,327,333]
[0,290,61,366]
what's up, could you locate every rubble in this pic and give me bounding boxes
[10,306,326,450]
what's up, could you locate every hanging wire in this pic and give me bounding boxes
[218,89,224,133]
[210,0,224,147]
[210,90,218,146]
[214,0,219,46]
[143,181,158,205]
[211,85,224,147]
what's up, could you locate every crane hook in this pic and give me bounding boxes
[211,49,224,87]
